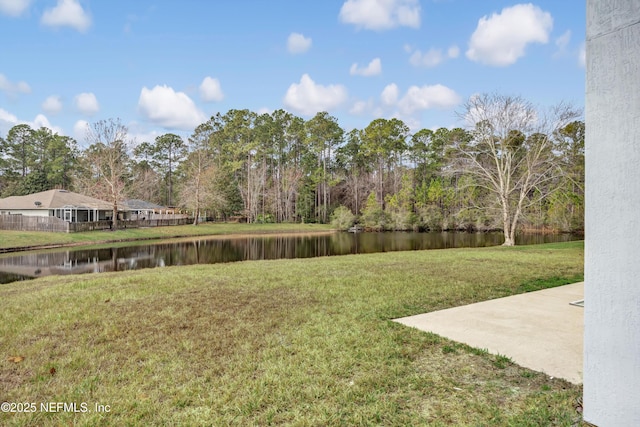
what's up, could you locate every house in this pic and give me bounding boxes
[0,190,189,232]
[0,189,116,223]
[123,199,177,220]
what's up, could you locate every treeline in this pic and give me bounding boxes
[0,104,584,233]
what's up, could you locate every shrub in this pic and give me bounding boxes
[330,205,356,230]
[255,213,274,224]
[360,192,388,231]
[416,204,444,231]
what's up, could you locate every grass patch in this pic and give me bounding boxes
[493,354,514,369]
[0,243,585,426]
[0,223,333,251]
[517,275,584,293]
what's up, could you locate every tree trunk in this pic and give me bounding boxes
[112,202,118,230]
[502,234,515,246]
[193,178,200,226]
[501,196,513,246]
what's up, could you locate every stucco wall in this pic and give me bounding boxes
[584,1,640,425]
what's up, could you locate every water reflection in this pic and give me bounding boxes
[0,231,580,284]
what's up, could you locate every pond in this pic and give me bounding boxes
[0,231,582,284]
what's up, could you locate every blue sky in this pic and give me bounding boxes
[0,0,585,146]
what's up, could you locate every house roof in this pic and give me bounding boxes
[123,199,166,210]
[0,189,114,211]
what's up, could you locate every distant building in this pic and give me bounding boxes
[0,189,189,232]
[123,199,177,220]
[0,189,116,223]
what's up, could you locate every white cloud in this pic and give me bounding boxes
[138,85,206,130]
[397,84,461,114]
[199,76,224,102]
[73,119,89,142]
[126,125,162,149]
[287,32,312,54]
[0,0,31,17]
[0,109,65,139]
[350,58,382,76]
[339,0,420,30]
[556,30,571,51]
[466,3,553,66]
[381,83,399,106]
[394,114,421,132]
[0,73,31,96]
[349,99,376,115]
[410,48,444,68]
[283,74,348,116]
[0,108,18,123]
[349,101,367,115]
[16,81,29,93]
[375,83,461,126]
[553,29,572,59]
[74,92,99,115]
[0,108,19,135]
[42,95,63,114]
[408,45,459,68]
[578,42,585,68]
[31,114,63,135]
[41,0,91,32]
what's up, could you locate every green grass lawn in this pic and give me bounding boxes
[0,223,334,251]
[0,241,585,426]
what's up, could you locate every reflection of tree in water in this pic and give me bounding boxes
[0,232,579,284]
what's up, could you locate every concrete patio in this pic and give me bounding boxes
[394,282,584,384]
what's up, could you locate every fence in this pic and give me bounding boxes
[0,214,71,232]
[130,213,188,221]
[0,214,191,233]
[67,221,113,232]
[115,218,190,229]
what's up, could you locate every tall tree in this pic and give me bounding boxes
[129,141,161,203]
[450,93,580,245]
[45,133,77,190]
[335,128,370,215]
[182,121,216,224]
[280,112,307,222]
[30,128,77,191]
[556,120,585,193]
[221,109,260,221]
[0,135,8,195]
[305,112,343,223]
[546,120,585,231]
[80,119,132,229]
[361,118,408,209]
[5,124,34,178]
[151,133,186,206]
[0,125,77,195]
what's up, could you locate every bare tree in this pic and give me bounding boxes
[82,119,131,229]
[180,121,212,225]
[128,167,162,203]
[450,93,580,245]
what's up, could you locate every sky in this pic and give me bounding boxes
[0,0,585,147]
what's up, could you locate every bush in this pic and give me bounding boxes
[386,206,416,231]
[360,192,388,231]
[330,205,356,230]
[416,204,444,231]
[255,213,274,224]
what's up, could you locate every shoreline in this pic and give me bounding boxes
[0,227,337,255]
